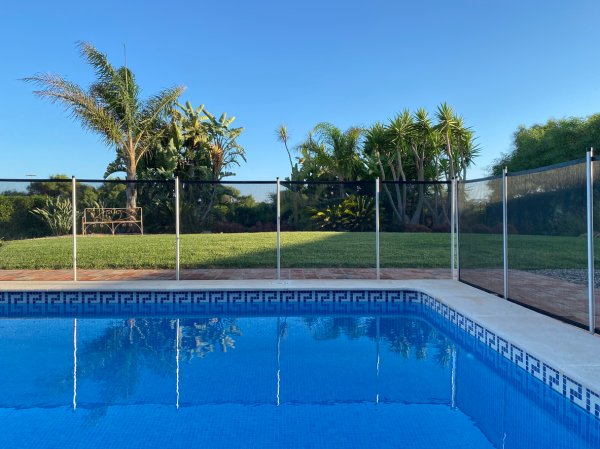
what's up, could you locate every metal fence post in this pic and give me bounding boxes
[502,167,508,300]
[276,178,281,280]
[454,178,460,280]
[451,177,456,279]
[72,176,77,282]
[375,177,380,279]
[175,176,180,281]
[586,148,595,333]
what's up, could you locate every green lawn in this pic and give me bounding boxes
[0,232,451,269]
[0,231,592,270]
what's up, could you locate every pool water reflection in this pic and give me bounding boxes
[0,311,598,448]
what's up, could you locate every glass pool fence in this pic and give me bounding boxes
[0,150,598,333]
[0,178,453,282]
[458,151,599,333]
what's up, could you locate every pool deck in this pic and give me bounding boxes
[1,278,599,401]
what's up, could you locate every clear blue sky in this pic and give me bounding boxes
[1,0,599,180]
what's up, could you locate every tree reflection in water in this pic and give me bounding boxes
[77,315,451,412]
[178,317,242,361]
[302,316,453,367]
[78,317,242,407]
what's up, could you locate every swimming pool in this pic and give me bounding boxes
[0,290,598,448]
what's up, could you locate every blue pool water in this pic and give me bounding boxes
[0,304,598,448]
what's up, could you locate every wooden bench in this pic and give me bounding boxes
[82,207,143,235]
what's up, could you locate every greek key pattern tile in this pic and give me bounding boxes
[0,289,422,317]
[420,292,599,419]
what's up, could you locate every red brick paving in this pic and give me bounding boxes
[0,268,451,281]
[460,269,600,328]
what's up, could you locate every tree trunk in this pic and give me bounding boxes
[410,162,425,225]
[125,163,138,213]
[200,182,218,226]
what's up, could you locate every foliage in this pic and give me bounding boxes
[0,194,48,239]
[24,42,184,211]
[30,196,73,236]
[28,175,71,197]
[310,194,376,231]
[293,123,367,183]
[141,102,246,182]
[490,114,600,175]
[279,104,476,229]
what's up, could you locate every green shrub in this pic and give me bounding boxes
[310,194,375,231]
[31,196,73,236]
[0,195,49,239]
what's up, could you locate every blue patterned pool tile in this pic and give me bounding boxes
[485,329,497,350]
[154,292,173,304]
[331,290,348,302]
[99,291,116,304]
[364,290,382,302]
[475,323,486,344]
[404,290,420,302]
[544,364,562,394]
[187,291,208,303]
[448,308,458,325]
[227,290,243,303]
[80,291,97,305]
[27,291,43,304]
[6,292,23,305]
[312,291,330,302]
[456,312,466,329]
[527,354,544,382]
[512,345,526,370]
[297,291,313,302]
[345,290,364,302]
[135,291,152,304]
[209,291,227,304]
[117,291,135,304]
[465,318,475,336]
[498,337,510,360]
[565,376,585,408]
[172,291,189,304]
[244,291,261,303]
[587,390,600,418]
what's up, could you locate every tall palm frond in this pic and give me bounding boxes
[23,41,185,210]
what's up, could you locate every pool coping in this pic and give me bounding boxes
[1,279,600,417]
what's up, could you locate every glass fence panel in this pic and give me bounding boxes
[180,181,277,279]
[592,160,600,332]
[379,181,451,279]
[458,177,504,296]
[0,179,74,281]
[507,162,588,327]
[280,181,376,279]
[76,180,176,280]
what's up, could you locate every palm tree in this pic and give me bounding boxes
[276,124,295,172]
[312,122,366,195]
[386,110,414,223]
[434,102,461,181]
[453,118,480,180]
[364,122,405,223]
[410,108,434,224]
[24,41,184,212]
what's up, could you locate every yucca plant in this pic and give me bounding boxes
[31,197,73,236]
